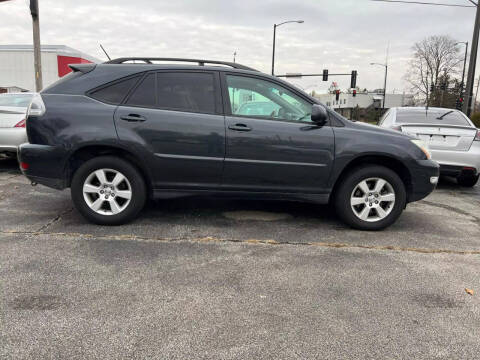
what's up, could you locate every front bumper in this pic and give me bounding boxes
[0,128,27,153]
[431,141,480,176]
[18,143,67,190]
[408,159,440,203]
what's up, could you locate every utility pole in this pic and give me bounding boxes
[464,2,480,116]
[474,76,480,113]
[455,41,468,104]
[30,0,43,92]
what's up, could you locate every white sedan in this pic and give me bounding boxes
[378,107,480,187]
[0,93,34,158]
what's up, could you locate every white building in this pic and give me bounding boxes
[314,91,414,111]
[0,45,100,93]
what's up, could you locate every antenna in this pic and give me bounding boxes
[99,44,111,61]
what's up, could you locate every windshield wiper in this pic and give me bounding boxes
[436,110,454,120]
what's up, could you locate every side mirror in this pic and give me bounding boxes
[311,104,328,125]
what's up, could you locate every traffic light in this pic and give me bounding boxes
[323,69,328,81]
[440,82,447,91]
[335,90,340,101]
[456,97,464,110]
[352,90,357,97]
[430,84,434,92]
[350,70,357,89]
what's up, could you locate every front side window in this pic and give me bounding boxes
[226,75,312,122]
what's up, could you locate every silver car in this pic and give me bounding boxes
[378,107,480,187]
[0,93,34,157]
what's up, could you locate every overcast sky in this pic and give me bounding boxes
[0,0,478,93]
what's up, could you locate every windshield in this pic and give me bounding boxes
[0,94,33,108]
[396,110,471,127]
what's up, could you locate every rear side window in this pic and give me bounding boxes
[126,73,156,107]
[156,72,216,114]
[89,75,141,104]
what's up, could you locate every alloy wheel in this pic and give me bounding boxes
[82,168,132,216]
[350,177,396,222]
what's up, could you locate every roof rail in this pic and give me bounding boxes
[104,57,258,72]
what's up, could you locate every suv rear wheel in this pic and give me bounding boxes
[334,165,407,230]
[71,156,146,225]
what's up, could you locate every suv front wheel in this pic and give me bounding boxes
[334,165,407,230]
[71,156,147,225]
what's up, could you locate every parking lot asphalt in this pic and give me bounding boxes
[0,157,479,359]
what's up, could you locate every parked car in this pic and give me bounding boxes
[0,92,34,158]
[378,107,480,187]
[18,58,439,230]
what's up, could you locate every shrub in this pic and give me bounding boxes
[471,112,480,128]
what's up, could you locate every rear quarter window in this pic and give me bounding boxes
[89,75,142,105]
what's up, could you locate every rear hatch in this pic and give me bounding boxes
[401,124,477,151]
[395,109,476,151]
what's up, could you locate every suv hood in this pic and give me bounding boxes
[350,120,416,139]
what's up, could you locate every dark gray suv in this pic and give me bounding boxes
[19,58,439,230]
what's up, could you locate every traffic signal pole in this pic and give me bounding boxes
[464,3,480,116]
[30,0,43,92]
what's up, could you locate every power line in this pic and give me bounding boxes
[370,0,475,7]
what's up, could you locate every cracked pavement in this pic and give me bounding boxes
[0,158,479,359]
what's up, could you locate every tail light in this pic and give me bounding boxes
[474,130,480,141]
[390,125,402,132]
[26,93,46,117]
[14,119,26,128]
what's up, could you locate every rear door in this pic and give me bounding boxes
[221,73,334,194]
[114,71,225,190]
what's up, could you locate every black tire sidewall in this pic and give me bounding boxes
[71,156,147,225]
[334,165,407,230]
[457,174,479,187]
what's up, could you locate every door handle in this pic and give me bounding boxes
[120,114,147,122]
[228,123,251,132]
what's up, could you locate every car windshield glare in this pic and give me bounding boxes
[396,110,471,127]
[0,94,34,108]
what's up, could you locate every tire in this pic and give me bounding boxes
[334,165,407,231]
[457,174,479,187]
[71,156,147,225]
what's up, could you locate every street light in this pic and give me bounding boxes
[370,62,388,110]
[271,20,304,76]
[455,41,468,106]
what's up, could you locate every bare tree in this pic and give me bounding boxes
[404,35,463,106]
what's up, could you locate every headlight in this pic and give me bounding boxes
[411,139,431,159]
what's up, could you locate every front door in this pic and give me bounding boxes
[221,74,334,194]
[114,71,225,190]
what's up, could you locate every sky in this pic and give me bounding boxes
[0,0,478,94]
